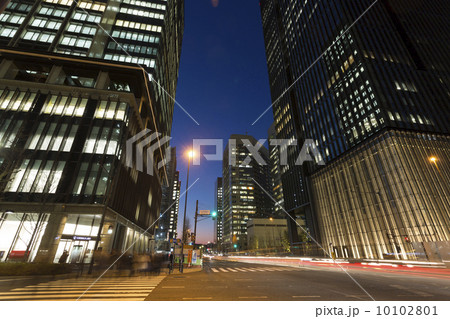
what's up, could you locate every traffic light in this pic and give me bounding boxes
[233,244,238,249]
[211,211,217,219]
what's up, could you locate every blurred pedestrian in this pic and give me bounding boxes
[58,250,69,264]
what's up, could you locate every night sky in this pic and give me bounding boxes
[170,0,274,243]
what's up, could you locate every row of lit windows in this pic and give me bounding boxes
[42,95,88,117]
[0,26,16,38]
[107,41,158,56]
[38,6,68,18]
[115,19,162,33]
[78,0,106,12]
[31,17,62,30]
[23,30,55,43]
[83,126,121,156]
[94,100,128,121]
[6,159,65,194]
[73,162,111,196]
[103,53,155,68]
[6,1,32,13]
[0,12,25,24]
[67,23,97,35]
[119,7,164,19]
[0,90,36,112]
[123,0,166,11]
[72,11,102,24]
[60,35,92,48]
[111,29,160,43]
[43,0,73,6]
[27,122,78,152]
[0,119,22,148]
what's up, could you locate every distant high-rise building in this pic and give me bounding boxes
[222,134,273,251]
[0,0,184,263]
[260,0,449,260]
[268,123,284,216]
[214,177,223,246]
[158,147,180,246]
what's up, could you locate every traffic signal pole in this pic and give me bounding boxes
[193,200,198,245]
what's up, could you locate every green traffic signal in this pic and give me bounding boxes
[211,211,217,217]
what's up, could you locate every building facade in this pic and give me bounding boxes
[157,147,180,249]
[247,218,305,251]
[222,134,273,252]
[260,0,450,260]
[0,0,184,263]
[214,177,223,248]
[268,123,284,216]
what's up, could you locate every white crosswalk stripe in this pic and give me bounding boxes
[208,266,300,273]
[0,276,165,301]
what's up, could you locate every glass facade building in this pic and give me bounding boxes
[0,0,184,263]
[214,177,223,247]
[157,146,180,249]
[268,123,284,216]
[260,0,450,260]
[222,134,273,252]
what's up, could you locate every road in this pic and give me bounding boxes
[0,258,448,301]
[145,258,450,301]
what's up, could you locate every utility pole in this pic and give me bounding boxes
[193,200,198,245]
[179,151,193,273]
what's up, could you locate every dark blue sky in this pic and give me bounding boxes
[170,0,274,243]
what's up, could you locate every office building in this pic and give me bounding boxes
[214,177,223,248]
[260,0,449,260]
[0,0,184,263]
[268,123,284,216]
[222,134,273,251]
[157,147,180,248]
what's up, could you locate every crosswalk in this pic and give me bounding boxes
[0,275,166,301]
[206,266,301,273]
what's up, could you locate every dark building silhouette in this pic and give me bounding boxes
[260,0,449,260]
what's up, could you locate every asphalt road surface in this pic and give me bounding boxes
[145,258,450,301]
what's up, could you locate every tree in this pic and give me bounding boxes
[282,230,291,253]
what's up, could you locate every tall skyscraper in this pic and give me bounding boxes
[0,0,184,263]
[157,147,180,247]
[214,177,223,247]
[222,134,273,251]
[260,0,449,260]
[268,123,284,216]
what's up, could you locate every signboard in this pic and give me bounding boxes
[183,245,194,250]
[8,251,29,259]
[199,210,210,215]
[192,251,197,264]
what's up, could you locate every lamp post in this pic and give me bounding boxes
[179,150,194,273]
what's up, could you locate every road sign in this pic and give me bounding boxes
[199,210,210,215]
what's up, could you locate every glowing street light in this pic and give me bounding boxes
[428,156,440,173]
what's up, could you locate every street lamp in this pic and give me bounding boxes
[180,149,195,273]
